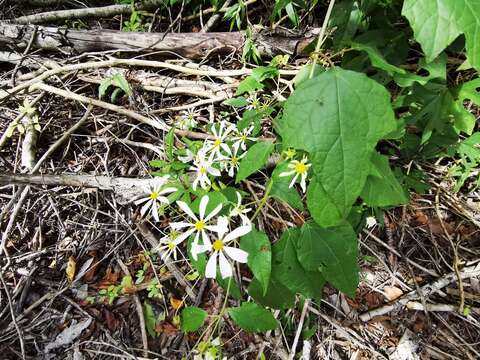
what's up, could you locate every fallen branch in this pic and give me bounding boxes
[359,262,480,322]
[0,23,316,60]
[0,173,171,205]
[1,57,286,102]
[29,82,213,139]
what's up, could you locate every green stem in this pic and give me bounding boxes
[251,179,273,221]
[309,0,336,79]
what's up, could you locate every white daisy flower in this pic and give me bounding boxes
[204,121,236,160]
[279,156,311,193]
[135,183,178,222]
[231,125,256,152]
[190,149,221,191]
[178,148,195,163]
[194,216,250,279]
[170,195,224,259]
[178,108,199,130]
[221,143,246,177]
[365,216,377,229]
[229,191,252,227]
[246,93,261,110]
[154,229,184,261]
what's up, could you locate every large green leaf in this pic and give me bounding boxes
[248,276,295,310]
[350,42,406,76]
[277,67,396,227]
[240,227,272,295]
[272,228,325,299]
[361,152,409,207]
[402,0,480,71]
[180,306,207,332]
[296,221,359,297]
[228,303,278,332]
[236,141,275,182]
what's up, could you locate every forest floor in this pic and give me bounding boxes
[1,1,480,359]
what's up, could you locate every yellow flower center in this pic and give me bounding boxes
[285,148,296,159]
[295,162,307,174]
[241,134,247,141]
[194,220,205,231]
[199,166,207,174]
[212,239,224,251]
[167,241,176,251]
[150,191,159,200]
[214,138,222,147]
[231,156,238,164]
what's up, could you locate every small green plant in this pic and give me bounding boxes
[6,100,41,138]
[223,0,246,30]
[98,73,133,103]
[98,284,122,305]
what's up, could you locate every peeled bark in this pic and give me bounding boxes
[0,23,316,59]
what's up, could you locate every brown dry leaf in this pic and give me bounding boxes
[384,286,403,301]
[170,297,183,310]
[155,322,179,334]
[414,211,429,225]
[364,292,383,309]
[66,256,76,282]
[429,218,454,235]
[100,268,119,285]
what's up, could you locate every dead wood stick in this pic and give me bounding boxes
[359,262,480,322]
[29,82,213,139]
[0,57,282,102]
[135,220,197,301]
[0,23,315,60]
[0,173,171,204]
[116,257,149,357]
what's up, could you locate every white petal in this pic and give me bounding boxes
[279,170,295,177]
[157,196,170,205]
[218,251,232,279]
[300,175,307,193]
[205,252,218,278]
[224,247,248,263]
[199,195,209,220]
[177,201,198,221]
[192,177,199,191]
[289,173,299,188]
[159,187,177,195]
[223,225,252,243]
[207,216,229,239]
[169,221,192,229]
[235,191,242,206]
[176,227,195,243]
[134,197,148,205]
[140,200,151,217]
[208,166,221,177]
[201,230,211,247]
[151,201,160,222]
[204,203,223,222]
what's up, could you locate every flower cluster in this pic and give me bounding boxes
[168,194,251,278]
[180,120,257,191]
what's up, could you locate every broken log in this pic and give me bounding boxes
[0,23,316,59]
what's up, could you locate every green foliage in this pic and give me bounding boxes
[296,222,358,297]
[99,73,133,103]
[402,0,480,71]
[144,302,158,337]
[180,306,208,332]
[278,67,396,227]
[361,152,409,207]
[228,302,278,332]
[240,227,272,295]
[236,141,275,182]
